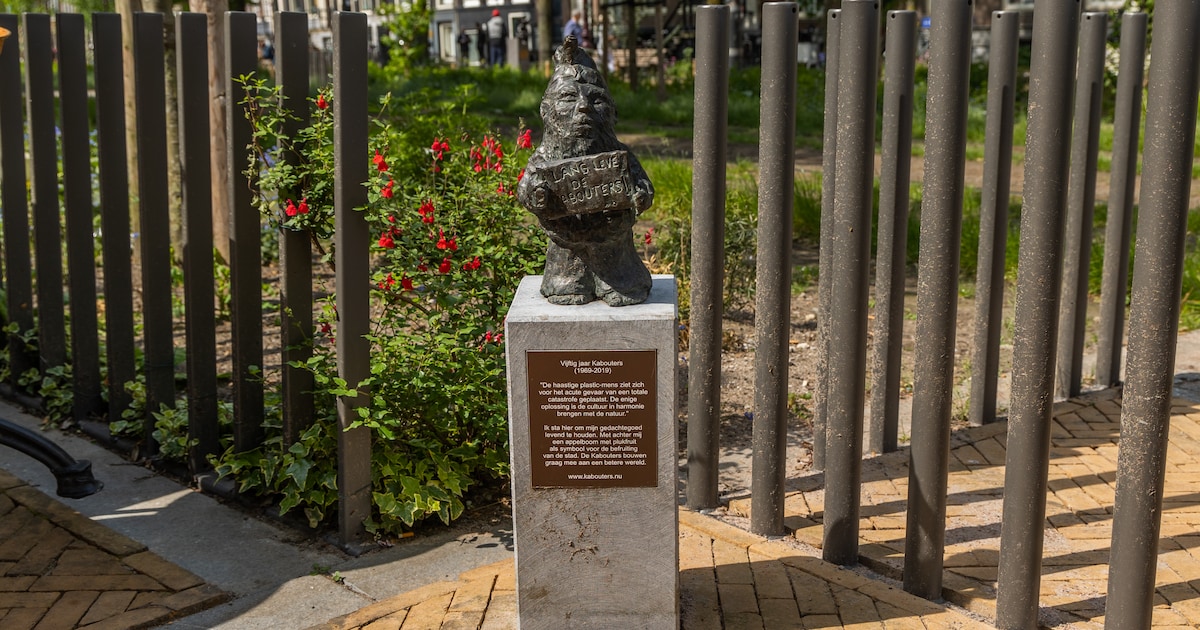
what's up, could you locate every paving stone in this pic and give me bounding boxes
[439,610,484,630]
[360,609,406,630]
[397,590,452,630]
[0,605,48,630]
[78,591,136,626]
[32,589,96,629]
[122,551,205,591]
[717,582,759,614]
[446,574,493,612]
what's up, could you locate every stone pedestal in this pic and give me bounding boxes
[504,275,679,630]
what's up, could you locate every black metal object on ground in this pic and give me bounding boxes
[0,418,102,499]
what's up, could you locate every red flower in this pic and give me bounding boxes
[484,331,493,343]
[418,200,435,224]
[518,168,526,182]
[644,228,654,245]
[497,183,507,195]
[518,129,533,149]
[378,233,395,249]
[373,150,388,172]
[298,198,309,214]
[320,322,332,334]
[436,229,449,250]
[401,276,414,291]
[381,180,394,198]
[418,262,429,272]
[316,94,327,110]
[449,238,458,251]
[285,199,298,217]
[438,257,452,274]
[462,256,481,271]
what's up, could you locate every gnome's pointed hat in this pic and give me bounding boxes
[551,35,608,90]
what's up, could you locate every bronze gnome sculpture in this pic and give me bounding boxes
[516,36,654,306]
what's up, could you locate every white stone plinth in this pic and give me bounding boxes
[504,275,679,630]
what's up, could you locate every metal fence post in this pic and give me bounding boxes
[278,11,315,447]
[686,4,729,511]
[177,12,219,475]
[968,11,1018,427]
[334,11,372,547]
[0,14,35,391]
[1105,4,1200,627]
[902,0,971,596]
[226,11,265,453]
[995,3,1079,627]
[814,8,840,472]
[93,13,137,426]
[1055,12,1108,400]
[57,13,101,422]
[132,12,175,458]
[24,13,66,373]
[1095,12,1147,388]
[869,10,916,455]
[751,1,797,537]
[822,0,877,565]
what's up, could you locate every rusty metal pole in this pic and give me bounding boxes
[1055,12,1108,400]
[967,11,1018,427]
[686,4,729,511]
[1095,12,1147,388]
[1105,4,1200,627]
[901,0,971,597]
[814,8,840,472]
[750,1,797,537]
[868,10,916,455]
[995,3,1079,627]
[822,0,876,565]
[333,11,372,548]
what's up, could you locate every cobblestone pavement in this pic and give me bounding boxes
[0,469,227,629]
[310,510,989,630]
[730,391,1200,628]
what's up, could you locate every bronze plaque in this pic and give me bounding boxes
[527,350,657,488]
[540,150,634,216]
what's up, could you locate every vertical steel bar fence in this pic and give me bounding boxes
[686,4,729,511]
[57,13,102,422]
[132,12,175,458]
[1055,12,1108,400]
[868,10,916,456]
[227,11,266,453]
[94,13,137,426]
[1095,12,1148,388]
[278,11,316,447]
[822,0,876,565]
[902,0,971,597]
[813,8,840,472]
[750,1,797,537]
[1105,3,1200,627]
[967,11,1018,428]
[24,14,66,372]
[177,12,219,474]
[333,11,372,547]
[0,14,35,391]
[995,3,1079,627]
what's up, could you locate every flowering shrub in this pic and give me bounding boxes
[222,80,545,533]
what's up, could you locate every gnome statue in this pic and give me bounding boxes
[516,36,654,306]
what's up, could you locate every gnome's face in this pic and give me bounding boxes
[544,80,616,138]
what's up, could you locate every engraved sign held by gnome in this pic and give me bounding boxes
[516,35,654,306]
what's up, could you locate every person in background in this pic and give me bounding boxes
[487,9,507,67]
[457,29,471,66]
[563,10,583,44]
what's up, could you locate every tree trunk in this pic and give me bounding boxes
[189,0,230,264]
[537,0,552,74]
[116,0,142,262]
[144,0,184,260]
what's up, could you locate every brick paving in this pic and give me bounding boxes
[0,469,227,629]
[730,391,1200,628]
[310,510,989,629]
